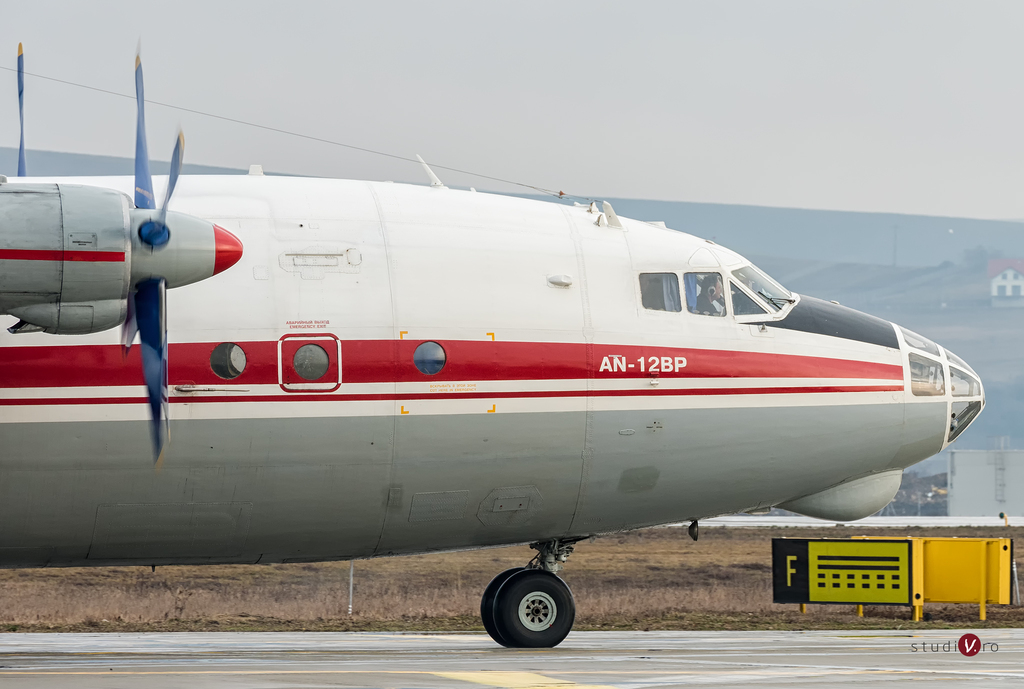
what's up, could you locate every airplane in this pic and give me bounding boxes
[0,47,985,648]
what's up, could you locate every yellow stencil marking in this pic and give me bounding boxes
[486,332,495,341]
[400,406,410,415]
[434,672,614,689]
[399,331,408,339]
[487,404,496,413]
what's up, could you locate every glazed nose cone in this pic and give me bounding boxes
[899,324,984,444]
[943,347,984,443]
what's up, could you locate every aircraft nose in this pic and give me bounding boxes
[898,325,984,444]
[944,348,985,443]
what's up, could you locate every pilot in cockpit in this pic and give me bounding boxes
[693,273,726,316]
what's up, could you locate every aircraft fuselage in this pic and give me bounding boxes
[0,175,979,567]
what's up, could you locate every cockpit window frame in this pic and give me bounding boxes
[900,326,941,357]
[729,280,771,320]
[728,266,800,324]
[943,347,979,378]
[638,272,683,314]
[908,352,946,397]
[684,271,729,318]
[950,366,982,398]
[731,265,794,313]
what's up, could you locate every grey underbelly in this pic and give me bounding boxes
[0,401,944,568]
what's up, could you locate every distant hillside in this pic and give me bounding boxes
[751,252,991,314]
[561,196,1024,269]
[0,147,243,177]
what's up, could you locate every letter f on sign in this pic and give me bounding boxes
[786,555,798,586]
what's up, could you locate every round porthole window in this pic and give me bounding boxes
[413,341,446,375]
[293,343,330,380]
[210,343,247,380]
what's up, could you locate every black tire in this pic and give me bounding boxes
[480,567,524,647]
[492,569,575,648]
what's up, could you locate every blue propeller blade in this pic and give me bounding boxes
[139,130,184,246]
[17,43,26,177]
[126,49,184,463]
[123,49,151,353]
[134,50,155,211]
[160,131,184,219]
[135,278,168,462]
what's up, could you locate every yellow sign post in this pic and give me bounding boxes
[773,537,1013,620]
[917,538,1012,621]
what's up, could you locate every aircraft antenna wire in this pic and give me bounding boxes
[0,64,593,203]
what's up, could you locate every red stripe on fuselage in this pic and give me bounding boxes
[0,249,125,262]
[0,340,903,389]
[0,385,906,406]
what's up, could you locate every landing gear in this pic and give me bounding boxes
[481,538,581,648]
[480,567,523,647]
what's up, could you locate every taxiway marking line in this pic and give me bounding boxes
[0,670,423,676]
[434,671,614,688]
[0,670,607,684]
[0,668,1010,678]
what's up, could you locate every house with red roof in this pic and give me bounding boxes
[989,259,1024,307]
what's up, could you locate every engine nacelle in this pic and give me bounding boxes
[0,183,241,334]
[1,184,130,333]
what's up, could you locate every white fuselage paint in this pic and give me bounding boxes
[0,175,978,567]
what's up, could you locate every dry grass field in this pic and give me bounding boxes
[1,526,1021,633]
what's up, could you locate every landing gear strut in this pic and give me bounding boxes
[481,538,582,648]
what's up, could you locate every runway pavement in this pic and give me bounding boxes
[698,515,1019,528]
[1,629,1022,687]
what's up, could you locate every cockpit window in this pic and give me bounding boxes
[899,327,940,356]
[944,348,976,375]
[949,400,982,442]
[730,282,769,316]
[909,353,945,397]
[684,273,727,317]
[731,265,792,312]
[639,273,682,312]
[950,367,981,397]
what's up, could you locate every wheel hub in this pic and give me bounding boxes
[518,591,557,631]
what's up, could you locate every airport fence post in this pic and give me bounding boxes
[348,560,354,616]
[1013,559,1021,606]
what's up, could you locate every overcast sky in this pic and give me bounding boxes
[4,1,1024,218]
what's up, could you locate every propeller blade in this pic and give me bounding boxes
[134,49,172,247]
[134,48,155,211]
[154,132,185,228]
[17,43,26,177]
[135,278,168,463]
[121,292,138,356]
[139,130,183,247]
